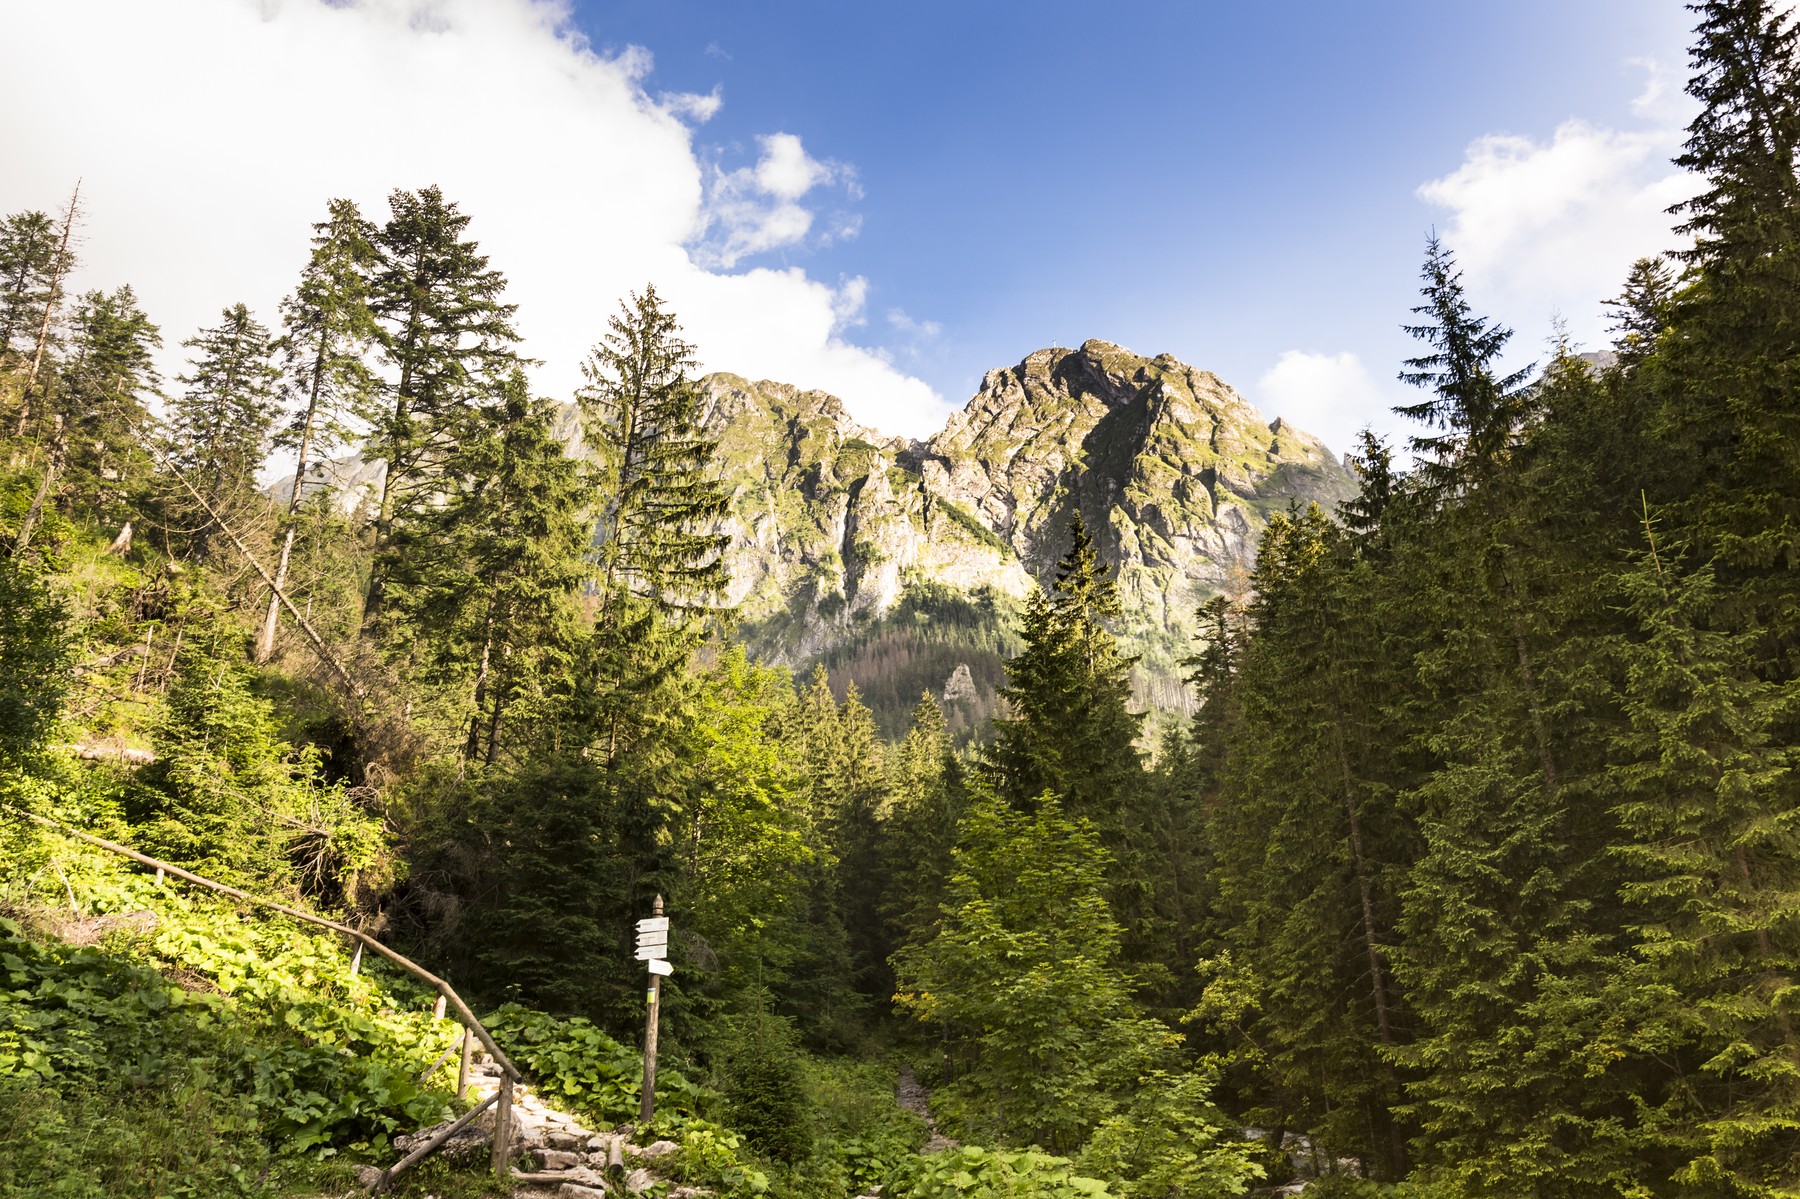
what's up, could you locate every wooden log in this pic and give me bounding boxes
[1,805,521,1081]
[457,1027,474,1102]
[373,1090,499,1193]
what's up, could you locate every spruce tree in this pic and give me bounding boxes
[881,693,966,955]
[1608,506,1800,1196]
[1397,236,1535,494]
[168,303,282,561]
[53,286,161,525]
[574,285,730,763]
[1199,506,1416,1177]
[362,185,521,627]
[0,210,58,361]
[1604,255,1679,367]
[257,198,377,662]
[989,512,1144,823]
[402,368,587,764]
[892,787,1175,1152]
[1653,0,1800,659]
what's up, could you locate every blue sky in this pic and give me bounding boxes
[0,1,1700,452]
[581,0,1698,444]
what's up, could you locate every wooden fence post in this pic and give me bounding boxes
[457,1027,473,1102]
[492,1073,513,1181]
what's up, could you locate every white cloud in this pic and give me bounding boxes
[887,309,943,339]
[832,277,870,329]
[693,132,857,268]
[1627,56,1673,117]
[659,86,723,124]
[1417,113,1700,350]
[1255,351,1405,458]
[0,0,945,437]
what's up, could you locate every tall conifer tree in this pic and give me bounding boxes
[258,198,377,661]
[574,285,730,763]
[989,513,1143,822]
[168,303,282,561]
[362,185,520,627]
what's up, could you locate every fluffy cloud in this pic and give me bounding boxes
[1255,350,1405,459]
[1417,115,1699,348]
[0,0,949,437]
[693,132,858,268]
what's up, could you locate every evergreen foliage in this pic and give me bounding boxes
[167,302,282,559]
[894,789,1176,1152]
[362,184,521,626]
[989,513,1144,822]
[575,285,731,763]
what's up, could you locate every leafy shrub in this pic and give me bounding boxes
[0,915,452,1154]
[1075,1069,1263,1198]
[805,1058,927,1192]
[889,1145,1114,1199]
[665,1117,771,1197]
[484,1002,713,1128]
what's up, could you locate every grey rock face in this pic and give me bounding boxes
[706,339,1358,717]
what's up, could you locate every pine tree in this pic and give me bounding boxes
[167,303,282,561]
[0,551,71,770]
[1604,255,1679,367]
[1198,506,1417,1178]
[893,788,1176,1152]
[1673,0,1800,265]
[362,185,521,627]
[1652,0,1800,659]
[9,184,80,441]
[402,368,587,764]
[1608,505,1800,1196]
[989,513,1144,823]
[574,285,730,763]
[881,693,966,955]
[1397,236,1535,494]
[257,199,378,662]
[0,210,58,361]
[50,286,161,527]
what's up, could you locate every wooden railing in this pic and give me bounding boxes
[3,805,523,1191]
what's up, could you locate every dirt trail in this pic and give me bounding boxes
[896,1064,957,1154]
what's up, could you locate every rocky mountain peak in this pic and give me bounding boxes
[704,340,1358,731]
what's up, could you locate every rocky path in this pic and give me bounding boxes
[360,1054,706,1199]
[895,1064,956,1155]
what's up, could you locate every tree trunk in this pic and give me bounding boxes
[14,416,65,552]
[13,183,79,441]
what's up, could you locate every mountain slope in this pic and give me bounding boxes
[708,339,1358,730]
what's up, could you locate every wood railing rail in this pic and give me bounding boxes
[2,805,521,1189]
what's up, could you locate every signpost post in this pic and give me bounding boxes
[637,896,672,1125]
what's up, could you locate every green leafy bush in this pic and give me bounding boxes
[665,1118,772,1197]
[805,1058,927,1192]
[0,916,452,1154]
[484,1002,714,1128]
[889,1145,1114,1199]
[1076,1070,1263,1198]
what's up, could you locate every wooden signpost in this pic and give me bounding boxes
[637,897,673,1124]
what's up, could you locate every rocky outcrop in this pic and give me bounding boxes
[709,340,1358,718]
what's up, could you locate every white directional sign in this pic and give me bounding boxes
[646,958,674,977]
[635,915,670,961]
